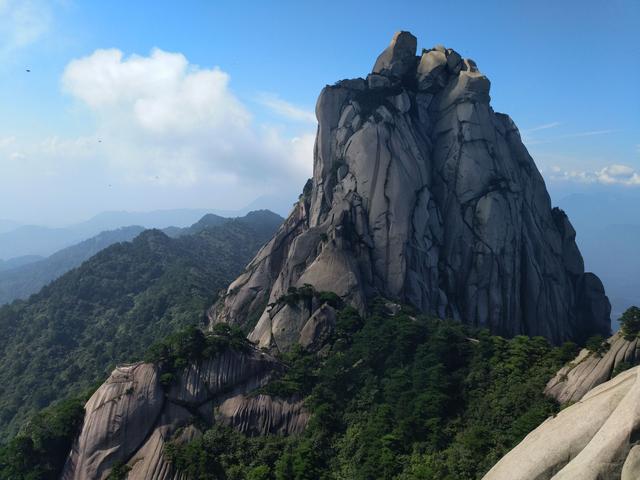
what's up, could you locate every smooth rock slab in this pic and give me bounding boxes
[483,366,640,480]
[62,363,164,480]
[545,333,640,404]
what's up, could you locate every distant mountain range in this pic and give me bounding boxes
[0,220,22,235]
[0,226,146,305]
[0,209,213,260]
[0,195,294,261]
[0,255,43,272]
[0,210,284,306]
[0,209,283,438]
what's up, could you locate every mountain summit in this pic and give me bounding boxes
[56,32,615,480]
[213,31,610,347]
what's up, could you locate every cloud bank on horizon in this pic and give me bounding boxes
[0,0,637,226]
[0,44,316,224]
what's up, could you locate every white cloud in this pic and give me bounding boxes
[0,0,52,56]
[557,130,617,139]
[549,163,640,186]
[0,48,316,224]
[258,93,316,123]
[60,48,314,187]
[524,128,616,146]
[522,122,561,134]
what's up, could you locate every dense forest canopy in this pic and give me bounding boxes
[0,212,282,439]
[1,299,587,480]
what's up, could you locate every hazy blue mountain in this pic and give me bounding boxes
[165,213,227,237]
[0,220,21,235]
[240,194,296,218]
[69,208,214,236]
[0,209,221,259]
[0,199,294,260]
[0,210,286,306]
[0,255,43,272]
[0,226,146,305]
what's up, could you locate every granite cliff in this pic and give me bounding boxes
[212,31,610,349]
[60,31,614,479]
[62,347,308,480]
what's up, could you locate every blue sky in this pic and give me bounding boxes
[0,0,638,225]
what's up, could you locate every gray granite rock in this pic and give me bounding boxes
[372,31,417,77]
[545,332,640,404]
[216,394,309,436]
[484,366,640,480]
[299,303,337,351]
[62,348,304,479]
[213,31,611,349]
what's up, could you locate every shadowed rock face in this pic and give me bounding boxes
[62,350,308,480]
[212,31,611,348]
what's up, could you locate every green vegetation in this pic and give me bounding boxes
[165,301,575,480]
[0,393,88,480]
[584,334,610,356]
[145,323,251,383]
[273,285,343,310]
[106,461,132,480]
[612,361,633,377]
[0,225,145,305]
[620,306,640,340]
[0,213,281,439]
[165,424,289,480]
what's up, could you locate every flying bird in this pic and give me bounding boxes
[25,69,31,73]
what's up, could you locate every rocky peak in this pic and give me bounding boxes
[372,30,418,78]
[212,31,611,349]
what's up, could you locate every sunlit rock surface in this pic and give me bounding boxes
[546,332,640,404]
[484,365,640,480]
[211,31,610,349]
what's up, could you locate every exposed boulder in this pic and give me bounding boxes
[212,31,611,349]
[483,366,640,480]
[372,31,418,78]
[62,363,164,480]
[299,303,337,352]
[545,332,640,404]
[62,349,307,480]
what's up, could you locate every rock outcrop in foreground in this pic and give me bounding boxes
[484,343,640,480]
[546,332,640,404]
[212,31,610,348]
[62,350,308,480]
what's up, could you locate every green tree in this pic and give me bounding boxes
[620,306,640,340]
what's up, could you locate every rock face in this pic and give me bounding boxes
[546,333,640,404]
[212,31,610,347]
[62,349,308,480]
[216,394,310,436]
[483,365,640,480]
